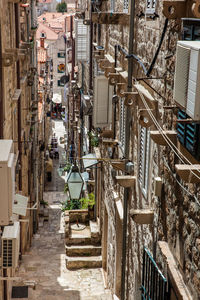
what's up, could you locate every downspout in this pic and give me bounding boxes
[71,15,75,80]
[121,1,135,300]
[0,22,3,138]
[15,3,22,190]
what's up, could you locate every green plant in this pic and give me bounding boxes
[56,2,67,12]
[88,131,99,147]
[80,193,95,209]
[63,161,72,172]
[40,200,49,207]
[61,199,81,211]
[64,183,69,194]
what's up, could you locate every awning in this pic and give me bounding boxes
[52,93,62,104]
[13,194,28,216]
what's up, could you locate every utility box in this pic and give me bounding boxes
[2,221,20,269]
[0,140,15,225]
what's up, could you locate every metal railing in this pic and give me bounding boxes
[141,247,167,300]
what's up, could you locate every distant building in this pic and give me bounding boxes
[37,0,58,16]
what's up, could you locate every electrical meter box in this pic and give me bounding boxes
[0,140,15,225]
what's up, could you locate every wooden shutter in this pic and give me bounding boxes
[75,19,89,62]
[93,76,113,128]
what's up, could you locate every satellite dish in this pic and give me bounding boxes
[60,75,69,85]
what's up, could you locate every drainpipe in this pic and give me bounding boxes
[0,23,3,138]
[15,3,22,190]
[121,1,135,300]
[71,15,75,80]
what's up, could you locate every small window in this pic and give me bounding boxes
[40,32,46,38]
[146,0,157,14]
[57,80,64,87]
[57,52,65,58]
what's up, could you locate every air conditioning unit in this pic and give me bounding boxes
[2,221,20,269]
[93,75,113,128]
[174,40,200,120]
[0,140,15,225]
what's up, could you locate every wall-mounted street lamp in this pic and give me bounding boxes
[66,165,84,200]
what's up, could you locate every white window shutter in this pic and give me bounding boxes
[93,76,113,128]
[75,19,89,62]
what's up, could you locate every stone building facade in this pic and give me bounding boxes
[72,0,200,299]
[0,1,39,299]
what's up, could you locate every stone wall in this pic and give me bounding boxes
[91,0,200,298]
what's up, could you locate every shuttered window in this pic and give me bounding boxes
[177,110,200,160]
[123,0,129,13]
[146,0,157,14]
[75,19,89,62]
[119,98,126,153]
[138,127,150,197]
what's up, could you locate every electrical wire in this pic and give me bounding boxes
[163,156,200,207]
[137,88,200,181]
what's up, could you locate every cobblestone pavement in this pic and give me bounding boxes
[14,120,112,300]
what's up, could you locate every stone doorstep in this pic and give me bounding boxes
[65,255,102,270]
[65,245,102,257]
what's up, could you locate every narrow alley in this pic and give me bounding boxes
[13,121,112,300]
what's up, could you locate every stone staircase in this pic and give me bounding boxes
[65,220,102,270]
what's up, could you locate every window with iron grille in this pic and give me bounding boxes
[146,0,157,14]
[138,127,150,197]
[123,0,129,13]
[141,247,167,299]
[119,98,126,153]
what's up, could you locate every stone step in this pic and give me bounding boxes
[65,245,101,257]
[67,236,92,246]
[66,255,102,270]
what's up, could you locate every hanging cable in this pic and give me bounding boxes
[137,89,200,181]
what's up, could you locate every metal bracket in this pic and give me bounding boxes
[163,0,187,19]
[124,92,138,106]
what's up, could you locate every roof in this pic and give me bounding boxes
[36,23,58,40]
[38,0,52,3]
